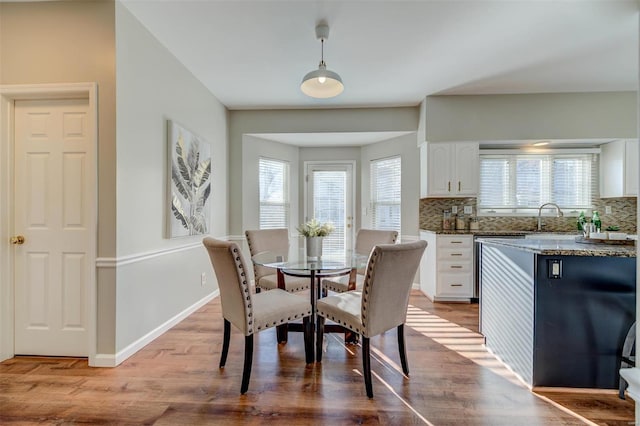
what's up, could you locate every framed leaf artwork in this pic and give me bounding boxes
[167,120,212,238]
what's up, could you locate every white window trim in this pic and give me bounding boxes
[477,148,600,218]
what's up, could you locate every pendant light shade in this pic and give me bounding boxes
[301,23,344,98]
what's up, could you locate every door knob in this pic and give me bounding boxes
[10,235,25,245]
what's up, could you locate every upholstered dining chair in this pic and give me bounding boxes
[203,237,313,394]
[316,240,427,398]
[322,229,398,293]
[245,229,310,293]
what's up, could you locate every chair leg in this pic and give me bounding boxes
[620,375,628,399]
[362,336,373,398]
[303,316,313,364]
[397,324,409,376]
[219,319,231,368]
[240,335,254,394]
[276,324,288,343]
[316,316,325,362]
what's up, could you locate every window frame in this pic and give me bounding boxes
[258,157,290,229]
[477,149,599,217]
[370,155,402,233]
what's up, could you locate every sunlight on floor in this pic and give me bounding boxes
[403,304,600,426]
[404,304,522,386]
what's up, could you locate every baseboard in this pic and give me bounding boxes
[90,290,219,367]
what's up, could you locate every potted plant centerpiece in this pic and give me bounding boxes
[297,219,334,259]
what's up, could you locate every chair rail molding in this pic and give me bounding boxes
[96,236,234,268]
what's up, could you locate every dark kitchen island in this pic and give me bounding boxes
[478,237,636,389]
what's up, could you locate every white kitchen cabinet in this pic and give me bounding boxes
[421,142,479,197]
[420,232,474,301]
[600,139,638,198]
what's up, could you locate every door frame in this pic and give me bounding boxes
[0,83,98,363]
[303,160,357,247]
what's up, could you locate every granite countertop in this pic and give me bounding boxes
[477,237,636,257]
[420,229,564,236]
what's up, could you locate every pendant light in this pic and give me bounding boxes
[300,23,344,98]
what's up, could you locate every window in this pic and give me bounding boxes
[259,158,289,229]
[478,152,598,215]
[370,156,401,233]
[312,169,347,255]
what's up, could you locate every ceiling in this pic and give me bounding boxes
[121,0,638,111]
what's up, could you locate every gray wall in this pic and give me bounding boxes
[238,136,421,243]
[0,0,117,257]
[114,3,228,353]
[361,133,420,240]
[242,135,300,234]
[0,0,118,358]
[421,92,638,142]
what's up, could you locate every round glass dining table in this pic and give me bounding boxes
[252,248,369,361]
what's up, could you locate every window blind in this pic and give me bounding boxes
[312,170,346,255]
[259,158,290,229]
[478,153,598,215]
[370,156,401,233]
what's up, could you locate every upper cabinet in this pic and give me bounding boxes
[420,142,479,197]
[600,139,638,198]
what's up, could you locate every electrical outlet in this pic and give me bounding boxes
[451,206,458,214]
[605,206,612,214]
[201,272,206,287]
[463,205,473,214]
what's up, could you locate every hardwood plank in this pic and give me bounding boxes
[0,291,633,425]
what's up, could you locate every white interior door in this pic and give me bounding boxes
[13,98,91,356]
[306,163,354,255]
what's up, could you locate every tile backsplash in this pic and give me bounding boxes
[419,197,637,233]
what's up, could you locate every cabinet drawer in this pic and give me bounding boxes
[437,247,472,261]
[437,273,473,297]
[437,236,472,249]
[438,260,472,273]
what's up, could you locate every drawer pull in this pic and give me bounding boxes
[450,253,463,256]
[451,284,463,287]
[450,265,463,269]
[450,241,463,244]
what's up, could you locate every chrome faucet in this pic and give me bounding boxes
[537,202,564,231]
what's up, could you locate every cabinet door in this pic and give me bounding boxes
[453,142,479,196]
[437,272,473,297]
[624,139,638,196]
[426,143,453,196]
[419,232,437,299]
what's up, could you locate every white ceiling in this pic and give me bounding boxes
[247,131,414,147]
[121,0,638,111]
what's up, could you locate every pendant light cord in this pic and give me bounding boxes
[320,38,325,66]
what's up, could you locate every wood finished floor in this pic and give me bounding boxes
[0,290,634,425]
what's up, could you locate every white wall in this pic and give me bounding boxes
[113,3,228,356]
[361,133,420,240]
